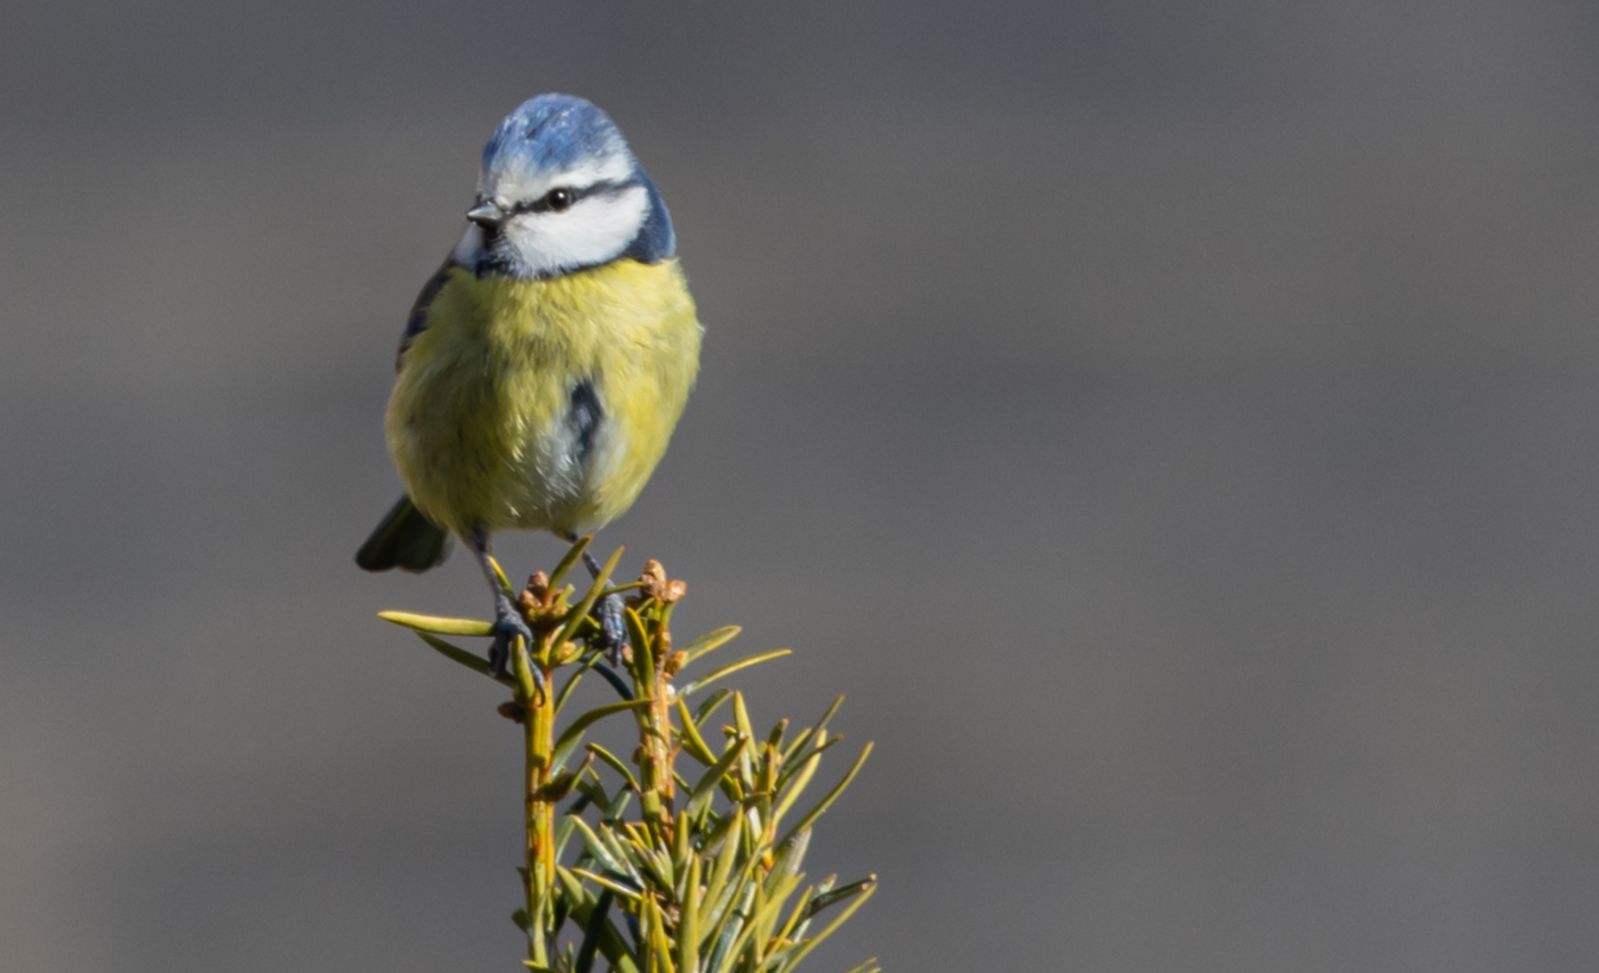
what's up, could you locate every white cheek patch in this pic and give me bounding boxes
[503,184,650,276]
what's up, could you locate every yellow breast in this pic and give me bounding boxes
[385,258,701,536]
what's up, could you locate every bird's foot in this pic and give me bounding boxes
[597,592,629,669]
[487,602,539,691]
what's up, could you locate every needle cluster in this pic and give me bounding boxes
[380,538,879,973]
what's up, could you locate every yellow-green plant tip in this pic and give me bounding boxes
[730,693,755,750]
[678,624,742,665]
[674,698,719,766]
[678,854,702,973]
[548,535,592,588]
[670,768,695,800]
[486,553,514,598]
[379,610,495,637]
[728,867,802,966]
[692,688,733,727]
[607,818,650,873]
[686,736,748,819]
[777,741,873,850]
[781,745,842,812]
[781,735,843,792]
[681,649,793,697]
[556,868,641,973]
[696,813,744,930]
[754,745,779,825]
[772,884,815,953]
[773,882,876,972]
[410,631,514,686]
[770,750,823,829]
[555,813,583,862]
[509,631,540,703]
[556,863,590,904]
[766,718,790,749]
[593,785,637,830]
[669,810,692,876]
[770,828,811,884]
[556,545,623,646]
[694,847,737,944]
[586,742,641,795]
[655,594,681,642]
[624,605,653,684]
[572,867,645,903]
[552,698,650,769]
[706,879,757,972]
[567,818,636,884]
[782,695,847,767]
[644,895,679,973]
[633,835,675,891]
[802,875,876,920]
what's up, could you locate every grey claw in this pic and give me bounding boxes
[598,592,629,668]
[488,610,535,681]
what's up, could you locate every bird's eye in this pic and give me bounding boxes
[543,188,574,212]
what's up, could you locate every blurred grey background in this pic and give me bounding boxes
[4,1,1598,970]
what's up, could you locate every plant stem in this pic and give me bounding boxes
[515,636,556,969]
[635,617,676,837]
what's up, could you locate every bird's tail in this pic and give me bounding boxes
[355,496,452,572]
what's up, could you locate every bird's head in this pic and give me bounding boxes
[454,94,675,279]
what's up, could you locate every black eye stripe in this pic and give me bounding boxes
[509,179,639,215]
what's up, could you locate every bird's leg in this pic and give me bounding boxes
[560,532,630,667]
[472,529,538,688]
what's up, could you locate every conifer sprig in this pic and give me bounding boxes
[380,543,879,972]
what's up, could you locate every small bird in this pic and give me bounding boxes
[356,94,702,679]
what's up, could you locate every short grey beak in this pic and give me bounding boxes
[466,201,505,229]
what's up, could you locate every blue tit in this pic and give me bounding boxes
[356,93,702,678]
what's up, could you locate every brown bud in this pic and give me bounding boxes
[497,701,527,724]
[664,579,687,603]
[639,559,668,599]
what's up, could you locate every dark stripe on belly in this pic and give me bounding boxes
[568,380,603,466]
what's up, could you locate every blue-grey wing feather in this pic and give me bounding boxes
[396,258,456,370]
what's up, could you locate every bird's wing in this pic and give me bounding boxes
[395,257,458,371]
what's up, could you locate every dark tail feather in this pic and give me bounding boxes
[356,496,452,572]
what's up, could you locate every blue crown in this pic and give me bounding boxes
[481,94,634,181]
